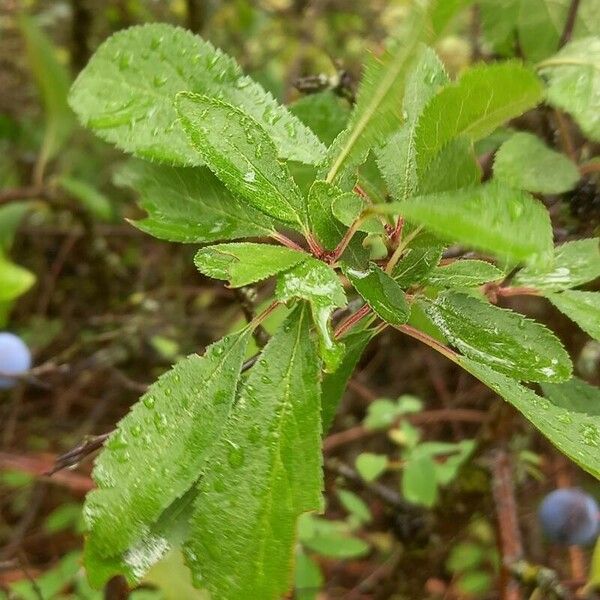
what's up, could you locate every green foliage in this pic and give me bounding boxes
[493,132,580,194]
[424,292,572,382]
[69,24,324,165]
[176,93,309,229]
[514,238,600,291]
[64,8,600,596]
[118,162,275,243]
[58,176,114,220]
[414,62,543,173]
[377,181,553,265]
[538,37,600,142]
[194,243,307,287]
[184,306,323,599]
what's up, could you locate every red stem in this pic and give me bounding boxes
[334,304,371,339]
[270,232,305,253]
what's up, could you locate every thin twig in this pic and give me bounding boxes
[559,0,581,47]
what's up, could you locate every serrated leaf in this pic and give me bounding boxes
[290,91,350,146]
[194,243,307,288]
[83,329,251,577]
[513,238,600,291]
[322,329,374,432]
[307,180,347,251]
[324,7,428,187]
[376,46,449,202]
[344,264,410,326]
[185,306,323,600]
[538,37,600,141]
[427,260,504,288]
[117,162,274,243]
[375,181,553,265]
[461,359,600,479]
[0,257,36,302]
[542,377,600,416]
[176,93,308,229]
[276,259,346,371]
[19,15,73,164]
[494,132,580,194]
[392,242,444,287]
[423,291,572,382]
[547,291,600,341]
[414,62,543,172]
[69,24,324,165]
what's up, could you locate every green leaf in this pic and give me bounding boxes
[194,243,307,288]
[402,454,438,507]
[480,0,520,56]
[344,263,410,326]
[417,136,481,195]
[0,203,30,252]
[392,242,444,287]
[59,176,114,221]
[324,7,428,187]
[430,0,475,36]
[321,329,374,432]
[295,550,323,600]
[376,181,553,266]
[355,452,388,482]
[423,291,572,382]
[542,377,600,416]
[517,0,570,62]
[276,259,346,371]
[376,46,449,202]
[307,180,347,251]
[337,490,372,525]
[118,162,274,243]
[0,257,36,302]
[290,92,350,146]
[493,132,580,194]
[538,37,600,142]
[185,306,323,600]
[547,291,600,341]
[331,192,385,234]
[298,515,370,559]
[461,359,600,479]
[513,238,600,291]
[427,260,504,288]
[19,15,73,165]
[414,62,543,172]
[176,94,308,229]
[83,329,251,576]
[69,24,324,165]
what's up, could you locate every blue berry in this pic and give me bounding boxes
[0,333,32,389]
[538,488,599,546]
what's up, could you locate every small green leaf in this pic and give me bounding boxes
[344,264,410,326]
[513,238,600,291]
[19,15,73,165]
[331,193,385,234]
[0,203,30,252]
[324,7,428,187]
[0,257,35,302]
[322,329,374,432]
[542,377,600,416]
[194,243,306,288]
[307,180,347,251]
[83,329,251,581]
[59,176,114,221]
[392,242,444,287]
[118,162,274,243]
[185,306,323,600]
[276,259,346,371]
[427,260,504,288]
[402,454,438,507]
[517,0,570,62]
[547,291,600,341]
[299,515,370,559]
[337,490,372,525]
[494,132,580,194]
[430,0,475,36]
[69,24,324,165]
[538,37,600,142]
[176,94,308,229]
[414,62,543,172]
[295,550,323,600]
[376,46,449,202]
[376,181,553,265]
[423,291,572,382]
[461,359,600,479]
[355,452,388,481]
